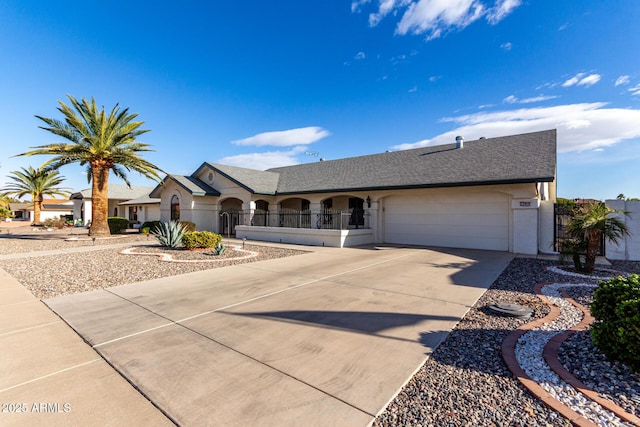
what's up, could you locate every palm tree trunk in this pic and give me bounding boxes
[33,194,43,225]
[89,164,111,236]
[583,232,601,273]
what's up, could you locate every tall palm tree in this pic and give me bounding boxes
[566,202,629,273]
[1,166,69,224]
[16,95,163,236]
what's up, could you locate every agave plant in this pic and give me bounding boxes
[152,221,187,248]
[213,242,226,256]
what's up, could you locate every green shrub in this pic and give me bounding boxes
[141,220,161,234]
[152,221,187,248]
[181,231,222,249]
[108,217,129,234]
[180,221,196,232]
[591,274,640,371]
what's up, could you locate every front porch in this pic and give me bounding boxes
[235,205,373,248]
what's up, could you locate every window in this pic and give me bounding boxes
[171,195,180,221]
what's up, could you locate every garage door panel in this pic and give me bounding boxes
[385,213,507,227]
[384,192,509,251]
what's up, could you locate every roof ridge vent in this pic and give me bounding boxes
[455,135,464,149]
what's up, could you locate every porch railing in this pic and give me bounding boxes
[250,208,369,230]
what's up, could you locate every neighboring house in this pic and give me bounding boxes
[150,129,557,255]
[8,199,74,222]
[118,194,161,227]
[70,184,158,225]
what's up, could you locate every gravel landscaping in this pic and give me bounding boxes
[0,233,306,299]
[374,258,640,427]
[1,229,639,425]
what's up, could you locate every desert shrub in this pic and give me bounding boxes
[591,274,640,371]
[108,217,129,234]
[141,220,161,234]
[152,221,187,248]
[180,221,196,232]
[181,231,222,249]
[44,216,67,229]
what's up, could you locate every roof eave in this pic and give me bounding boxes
[275,177,556,196]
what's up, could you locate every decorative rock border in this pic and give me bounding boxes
[120,245,259,263]
[502,282,640,426]
[546,265,624,281]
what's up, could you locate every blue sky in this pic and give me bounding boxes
[1,1,639,200]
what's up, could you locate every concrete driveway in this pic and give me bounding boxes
[44,244,513,426]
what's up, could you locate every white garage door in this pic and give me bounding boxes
[383,191,509,251]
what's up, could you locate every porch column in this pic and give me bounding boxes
[309,203,323,229]
[512,198,540,255]
[242,201,256,226]
[211,204,220,234]
[367,201,379,241]
[268,204,279,227]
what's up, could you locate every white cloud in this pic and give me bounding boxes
[486,0,521,24]
[397,0,484,39]
[391,103,640,153]
[578,74,601,86]
[408,85,417,92]
[351,0,371,13]
[558,22,569,31]
[429,75,441,82]
[232,126,330,147]
[562,73,601,88]
[354,51,366,60]
[503,94,557,104]
[357,1,521,40]
[500,42,512,50]
[615,75,630,86]
[630,84,640,96]
[218,146,307,170]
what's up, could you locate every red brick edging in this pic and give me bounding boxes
[543,290,640,426]
[501,282,596,426]
[501,282,640,426]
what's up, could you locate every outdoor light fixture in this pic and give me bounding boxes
[366,196,371,208]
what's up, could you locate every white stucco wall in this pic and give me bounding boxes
[236,225,374,247]
[511,198,540,254]
[605,200,640,261]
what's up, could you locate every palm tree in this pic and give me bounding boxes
[1,166,69,224]
[565,202,629,273]
[16,95,163,236]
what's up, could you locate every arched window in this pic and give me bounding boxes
[170,195,180,221]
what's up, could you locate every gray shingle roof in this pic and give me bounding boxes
[194,162,280,195]
[268,129,556,194]
[71,184,156,200]
[119,195,161,205]
[149,175,220,198]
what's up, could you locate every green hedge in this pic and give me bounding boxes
[108,217,129,234]
[591,274,640,371]
[141,220,162,234]
[181,231,222,249]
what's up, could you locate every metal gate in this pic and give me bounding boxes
[554,203,605,255]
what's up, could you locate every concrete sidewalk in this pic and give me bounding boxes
[43,245,513,426]
[0,267,173,427]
